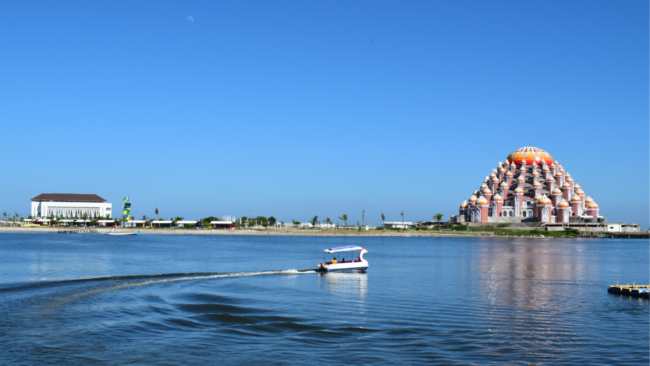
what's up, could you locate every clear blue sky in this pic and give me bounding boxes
[1,1,647,227]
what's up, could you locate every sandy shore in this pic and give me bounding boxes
[0,226,499,237]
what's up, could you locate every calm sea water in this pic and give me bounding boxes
[0,233,647,365]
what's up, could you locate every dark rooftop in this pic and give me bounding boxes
[31,193,107,202]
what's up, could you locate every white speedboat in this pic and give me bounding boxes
[105,231,140,236]
[316,245,369,272]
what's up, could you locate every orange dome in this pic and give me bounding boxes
[539,195,552,204]
[493,193,503,201]
[469,195,477,202]
[555,171,564,177]
[514,186,524,193]
[547,176,556,182]
[500,181,509,187]
[480,183,488,189]
[566,176,574,183]
[490,173,496,178]
[506,171,513,176]
[532,171,540,176]
[575,189,585,196]
[587,202,599,209]
[552,188,562,194]
[558,199,570,207]
[571,195,582,202]
[562,182,572,188]
[460,200,468,208]
[506,146,553,166]
[491,177,499,183]
[533,182,542,187]
[543,165,550,171]
[483,188,492,194]
[574,183,582,190]
[534,194,542,201]
[585,196,594,203]
[517,176,525,181]
[477,196,488,204]
[473,190,480,195]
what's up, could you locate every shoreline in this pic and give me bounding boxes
[2,226,644,239]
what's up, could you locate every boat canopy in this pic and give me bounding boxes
[324,245,364,253]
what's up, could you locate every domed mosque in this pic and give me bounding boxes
[456,147,603,224]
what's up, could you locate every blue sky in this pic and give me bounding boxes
[1,1,647,226]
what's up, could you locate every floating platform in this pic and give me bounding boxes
[608,283,649,298]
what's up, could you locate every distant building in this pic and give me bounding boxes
[451,146,605,224]
[31,193,112,219]
[384,222,413,229]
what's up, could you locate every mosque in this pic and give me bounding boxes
[455,146,603,224]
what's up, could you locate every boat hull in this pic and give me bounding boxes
[105,232,140,236]
[317,261,368,272]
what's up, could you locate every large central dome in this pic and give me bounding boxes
[507,146,553,166]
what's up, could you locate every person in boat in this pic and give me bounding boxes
[341,258,345,263]
[331,257,337,264]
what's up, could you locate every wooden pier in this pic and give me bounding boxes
[608,283,649,298]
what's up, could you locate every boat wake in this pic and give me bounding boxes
[0,269,318,294]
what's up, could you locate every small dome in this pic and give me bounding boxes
[493,193,503,201]
[483,188,492,194]
[552,188,562,194]
[575,189,585,196]
[574,183,582,190]
[533,182,542,187]
[532,170,540,176]
[555,171,564,177]
[587,202,599,209]
[532,161,538,167]
[585,196,594,203]
[473,190,480,195]
[559,166,565,173]
[547,176,556,182]
[558,199,570,207]
[460,200,468,208]
[517,176,525,181]
[477,196,488,204]
[514,186,524,193]
[539,195,552,204]
[534,194,542,201]
[500,181,509,187]
[543,165,550,171]
[571,195,582,202]
[480,183,488,189]
[499,167,506,172]
[566,176,574,183]
[506,171,513,176]
[469,195,477,202]
[520,165,527,171]
[490,173,496,178]
[562,181,572,188]
[491,177,499,183]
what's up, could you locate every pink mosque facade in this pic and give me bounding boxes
[457,147,603,224]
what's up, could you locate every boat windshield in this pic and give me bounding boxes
[323,245,363,253]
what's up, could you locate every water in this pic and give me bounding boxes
[0,233,647,365]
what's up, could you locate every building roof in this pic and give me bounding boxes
[31,193,107,202]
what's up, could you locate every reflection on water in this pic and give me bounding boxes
[318,272,368,298]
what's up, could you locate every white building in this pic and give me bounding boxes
[31,193,112,219]
[384,221,413,229]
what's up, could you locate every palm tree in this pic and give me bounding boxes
[155,208,159,219]
[400,211,404,224]
[324,217,332,228]
[310,215,319,228]
[381,212,386,229]
[338,214,348,228]
[433,213,444,236]
[2,211,6,222]
[82,213,89,228]
[361,210,365,227]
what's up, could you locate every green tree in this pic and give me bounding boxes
[381,212,386,229]
[310,215,319,227]
[338,214,348,228]
[361,210,365,226]
[400,211,404,224]
[82,213,89,228]
[268,216,277,226]
[324,217,332,228]
[155,208,159,219]
[433,213,444,236]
